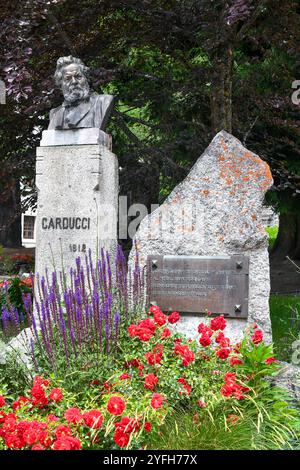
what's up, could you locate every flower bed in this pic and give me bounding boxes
[0,277,33,337]
[1,305,299,450]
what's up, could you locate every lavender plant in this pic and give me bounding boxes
[23,246,145,370]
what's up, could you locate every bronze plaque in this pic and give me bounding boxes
[147,255,249,318]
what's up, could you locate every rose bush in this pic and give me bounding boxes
[1,306,293,450]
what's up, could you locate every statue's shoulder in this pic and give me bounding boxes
[91,92,114,106]
[49,104,62,117]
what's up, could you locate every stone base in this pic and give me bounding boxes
[35,139,118,279]
[40,128,112,149]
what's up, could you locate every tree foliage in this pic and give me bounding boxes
[0,0,299,254]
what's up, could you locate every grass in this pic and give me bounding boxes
[147,397,299,450]
[269,294,300,362]
[266,226,278,250]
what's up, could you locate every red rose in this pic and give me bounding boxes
[182,349,195,366]
[197,400,206,408]
[150,393,165,409]
[115,416,140,433]
[53,436,81,450]
[177,377,192,395]
[198,323,213,336]
[215,332,225,344]
[162,328,171,339]
[0,396,5,408]
[153,311,167,326]
[138,328,153,342]
[199,334,211,347]
[224,372,236,383]
[91,379,100,386]
[139,318,156,332]
[145,347,163,365]
[221,373,245,400]
[49,388,63,402]
[168,311,180,324]
[144,422,152,432]
[103,381,112,391]
[107,396,126,415]
[5,435,24,449]
[210,315,227,331]
[149,306,162,315]
[23,429,37,446]
[12,396,30,410]
[37,430,52,448]
[32,444,45,450]
[216,348,231,360]
[119,373,131,380]
[55,425,72,439]
[114,429,130,448]
[83,410,104,429]
[265,356,276,364]
[220,337,231,348]
[128,324,139,337]
[252,329,263,344]
[64,407,83,424]
[144,374,159,390]
[174,343,195,366]
[0,411,7,424]
[230,356,243,366]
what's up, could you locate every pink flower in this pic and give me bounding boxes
[150,393,165,409]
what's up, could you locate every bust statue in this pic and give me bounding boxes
[48,56,114,131]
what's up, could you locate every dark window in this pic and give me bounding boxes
[23,215,35,239]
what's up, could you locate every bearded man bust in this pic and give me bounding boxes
[48,56,114,131]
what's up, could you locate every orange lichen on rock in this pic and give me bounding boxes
[221,138,228,152]
[202,189,210,196]
[218,148,272,195]
[170,194,181,205]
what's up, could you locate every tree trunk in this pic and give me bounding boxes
[291,215,300,260]
[211,44,233,136]
[0,180,22,248]
[271,212,297,260]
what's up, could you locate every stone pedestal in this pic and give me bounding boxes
[129,130,273,343]
[35,129,118,279]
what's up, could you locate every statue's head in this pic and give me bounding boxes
[54,56,90,105]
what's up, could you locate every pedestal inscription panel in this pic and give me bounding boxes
[147,255,249,318]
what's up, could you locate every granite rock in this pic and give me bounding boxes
[129,130,273,343]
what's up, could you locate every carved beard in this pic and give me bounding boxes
[62,81,90,105]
